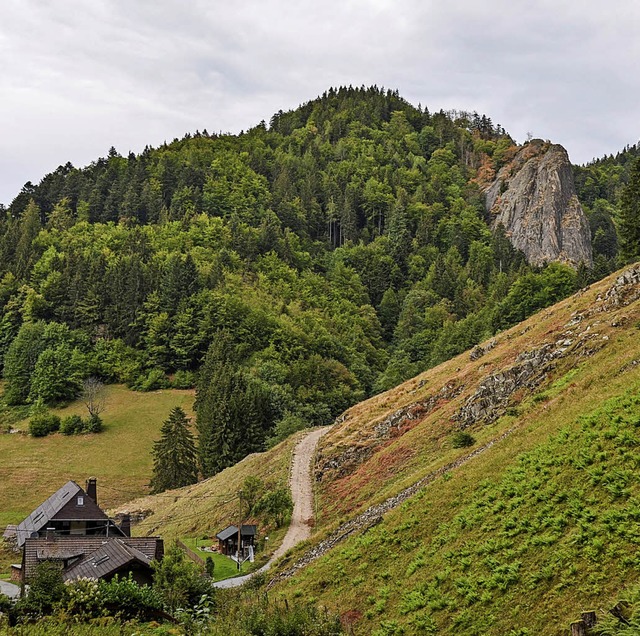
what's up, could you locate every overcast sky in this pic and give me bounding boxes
[1,0,639,206]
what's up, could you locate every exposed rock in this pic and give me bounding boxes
[485,140,592,267]
[603,263,640,308]
[316,382,463,481]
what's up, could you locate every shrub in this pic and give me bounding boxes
[60,415,84,435]
[62,575,164,622]
[15,561,66,617]
[99,575,163,621]
[451,431,476,448]
[134,368,170,392]
[85,414,103,433]
[29,413,61,438]
[152,545,215,612]
[59,414,103,435]
[171,370,196,389]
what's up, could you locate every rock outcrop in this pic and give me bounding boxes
[485,140,592,267]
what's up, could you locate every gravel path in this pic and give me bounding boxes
[0,580,20,600]
[213,426,330,589]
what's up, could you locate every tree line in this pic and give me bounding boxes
[0,86,636,476]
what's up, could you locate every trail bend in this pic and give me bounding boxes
[213,425,329,589]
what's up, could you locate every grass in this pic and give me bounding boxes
[0,385,194,579]
[180,536,251,581]
[0,384,195,527]
[268,265,640,634]
[114,432,298,555]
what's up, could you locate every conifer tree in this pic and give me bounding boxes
[619,157,640,264]
[150,406,198,494]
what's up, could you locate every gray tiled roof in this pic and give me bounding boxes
[62,538,153,581]
[22,536,163,581]
[216,524,257,541]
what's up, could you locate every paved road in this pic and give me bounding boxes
[214,426,330,589]
[0,580,20,600]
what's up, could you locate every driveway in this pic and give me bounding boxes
[0,580,20,600]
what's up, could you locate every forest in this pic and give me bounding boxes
[0,86,636,476]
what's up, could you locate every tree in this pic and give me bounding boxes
[152,544,213,611]
[29,345,84,404]
[82,376,106,419]
[239,476,264,515]
[150,406,198,493]
[255,487,293,528]
[619,157,640,263]
[3,321,47,405]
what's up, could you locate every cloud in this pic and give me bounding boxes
[0,0,639,204]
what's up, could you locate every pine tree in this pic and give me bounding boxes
[150,406,198,493]
[619,157,640,264]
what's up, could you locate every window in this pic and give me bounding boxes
[77,496,84,506]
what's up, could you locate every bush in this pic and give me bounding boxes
[171,370,196,389]
[451,431,476,448]
[63,574,164,622]
[59,414,103,435]
[99,575,163,621]
[60,415,84,435]
[134,368,170,392]
[267,413,308,448]
[15,561,66,617]
[85,414,103,433]
[29,413,61,438]
[152,545,215,612]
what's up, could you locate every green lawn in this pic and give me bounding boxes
[181,536,251,581]
[0,384,195,527]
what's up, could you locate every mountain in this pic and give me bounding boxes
[119,262,640,634]
[0,86,633,478]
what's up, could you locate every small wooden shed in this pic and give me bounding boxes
[216,525,256,558]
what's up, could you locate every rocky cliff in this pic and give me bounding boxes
[485,140,592,267]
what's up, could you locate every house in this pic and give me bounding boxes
[216,524,256,558]
[9,477,164,586]
[20,534,164,585]
[13,478,127,547]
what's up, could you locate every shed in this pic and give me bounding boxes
[216,525,256,557]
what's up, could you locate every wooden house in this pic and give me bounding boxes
[13,478,127,547]
[216,525,256,558]
[21,534,164,585]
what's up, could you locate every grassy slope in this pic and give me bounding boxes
[0,385,195,529]
[111,433,300,550]
[268,266,640,635]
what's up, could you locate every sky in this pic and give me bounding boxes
[1,0,639,206]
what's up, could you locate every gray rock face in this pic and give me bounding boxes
[485,140,592,267]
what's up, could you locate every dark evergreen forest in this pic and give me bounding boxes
[0,86,634,475]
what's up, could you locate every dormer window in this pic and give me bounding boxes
[77,496,84,506]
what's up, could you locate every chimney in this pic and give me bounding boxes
[119,514,131,538]
[86,477,97,504]
[45,528,55,541]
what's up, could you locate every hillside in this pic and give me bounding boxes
[0,385,194,529]
[261,263,640,634]
[0,86,627,483]
[105,263,640,634]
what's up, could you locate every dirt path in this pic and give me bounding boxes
[214,425,330,589]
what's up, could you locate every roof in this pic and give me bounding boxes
[216,525,257,541]
[22,536,164,581]
[15,481,108,547]
[62,538,153,581]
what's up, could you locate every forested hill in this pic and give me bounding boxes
[0,86,635,477]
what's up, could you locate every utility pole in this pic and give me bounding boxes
[237,492,242,570]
